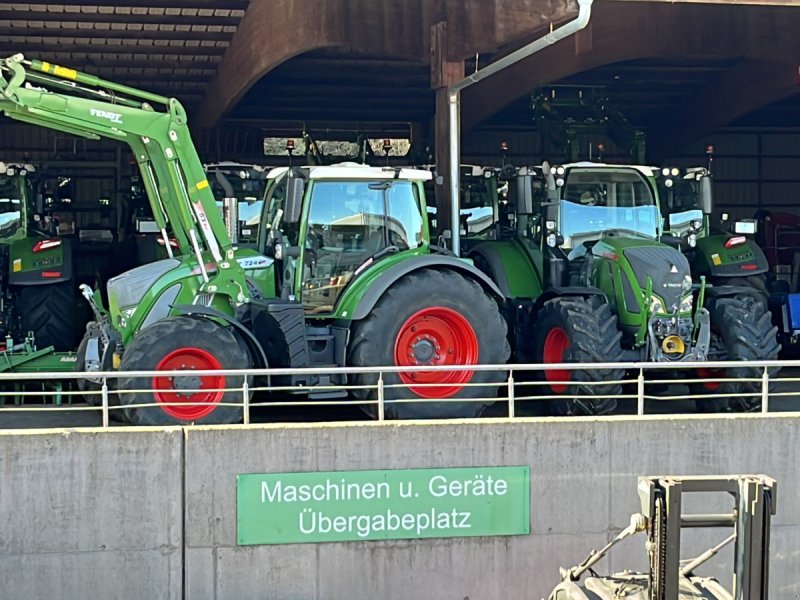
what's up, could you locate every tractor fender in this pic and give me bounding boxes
[350,255,504,320]
[173,304,269,369]
[532,286,608,313]
[468,240,543,299]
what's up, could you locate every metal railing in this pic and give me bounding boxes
[0,359,799,428]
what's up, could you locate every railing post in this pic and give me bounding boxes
[242,379,250,425]
[761,366,769,414]
[101,378,109,428]
[637,368,645,416]
[507,371,515,419]
[377,372,385,421]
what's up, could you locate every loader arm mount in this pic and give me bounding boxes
[0,53,247,305]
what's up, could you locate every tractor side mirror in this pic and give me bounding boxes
[284,172,305,224]
[699,176,713,215]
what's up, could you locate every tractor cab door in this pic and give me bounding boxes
[298,179,424,314]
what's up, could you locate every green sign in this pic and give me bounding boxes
[237,466,530,545]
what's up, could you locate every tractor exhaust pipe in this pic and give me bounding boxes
[447,0,594,256]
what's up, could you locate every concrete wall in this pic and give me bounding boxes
[183,415,800,600]
[0,428,184,600]
[2,416,799,599]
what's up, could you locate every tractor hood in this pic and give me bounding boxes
[593,236,691,310]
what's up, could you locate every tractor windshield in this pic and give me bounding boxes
[559,168,659,248]
[302,179,424,313]
[0,175,24,239]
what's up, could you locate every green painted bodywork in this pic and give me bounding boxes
[325,245,431,320]
[0,172,67,283]
[471,238,543,298]
[589,236,691,345]
[692,233,767,278]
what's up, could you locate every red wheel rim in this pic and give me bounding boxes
[697,367,723,391]
[153,347,224,420]
[393,307,479,399]
[543,327,571,393]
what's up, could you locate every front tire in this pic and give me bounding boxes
[348,269,510,419]
[530,298,624,416]
[118,316,251,425]
[17,282,76,351]
[692,295,779,412]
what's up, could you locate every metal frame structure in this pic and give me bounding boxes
[0,358,797,428]
[638,475,777,599]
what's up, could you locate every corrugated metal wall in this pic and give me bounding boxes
[2,120,799,220]
[463,126,800,219]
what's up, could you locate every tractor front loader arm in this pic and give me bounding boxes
[0,53,248,305]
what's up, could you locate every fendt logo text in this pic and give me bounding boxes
[90,108,123,124]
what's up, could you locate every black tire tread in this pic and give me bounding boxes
[693,295,779,412]
[348,268,510,419]
[532,298,625,416]
[118,316,250,425]
[17,282,75,351]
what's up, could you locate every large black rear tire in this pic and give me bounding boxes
[118,316,251,425]
[692,295,779,412]
[348,269,510,419]
[17,282,75,351]
[530,298,624,416]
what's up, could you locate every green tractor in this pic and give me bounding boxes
[0,55,509,424]
[466,160,777,414]
[0,162,75,351]
[655,164,779,410]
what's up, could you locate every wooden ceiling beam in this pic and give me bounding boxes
[18,0,249,9]
[57,57,221,69]
[0,41,228,55]
[0,9,242,27]
[0,26,234,42]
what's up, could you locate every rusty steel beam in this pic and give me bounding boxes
[196,0,430,126]
[196,0,576,126]
[461,2,800,132]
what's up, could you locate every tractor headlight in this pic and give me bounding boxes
[649,295,666,314]
[546,233,558,248]
[687,233,697,248]
[679,294,693,313]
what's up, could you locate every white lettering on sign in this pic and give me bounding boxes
[298,507,472,537]
[262,478,391,503]
[90,108,123,124]
[428,474,508,497]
